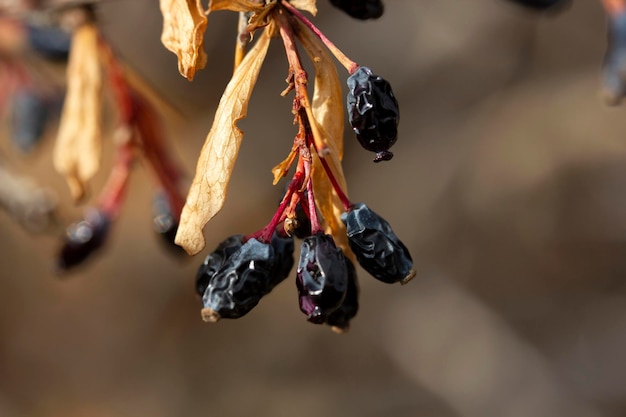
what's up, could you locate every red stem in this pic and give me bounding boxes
[250,168,305,243]
[308,131,352,211]
[280,0,359,74]
[98,143,134,218]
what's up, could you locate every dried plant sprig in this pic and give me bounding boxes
[53,19,102,201]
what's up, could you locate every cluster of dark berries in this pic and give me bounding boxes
[195,201,414,332]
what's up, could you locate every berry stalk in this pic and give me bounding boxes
[280,0,359,74]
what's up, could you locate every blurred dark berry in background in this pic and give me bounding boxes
[152,192,185,256]
[57,208,110,271]
[328,0,384,20]
[603,10,626,104]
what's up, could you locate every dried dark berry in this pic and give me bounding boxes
[341,203,415,284]
[195,234,244,297]
[202,238,277,321]
[296,232,348,324]
[326,258,359,332]
[328,0,384,20]
[152,193,185,256]
[504,0,570,11]
[57,209,110,271]
[11,88,48,153]
[603,11,626,104]
[291,200,312,239]
[270,233,295,286]
[347,66,399,162]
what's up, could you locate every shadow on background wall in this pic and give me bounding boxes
[2,1,626,416]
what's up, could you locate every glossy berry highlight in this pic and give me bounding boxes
[341,203,415,284]
[201,238,278,322]
[347,66,400,162]
[57,209,110,271]
[296,232,349,324]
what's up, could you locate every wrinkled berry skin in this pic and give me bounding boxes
[270,233,295,286]
[196,235,244,297]
[57,209,110,271]
[292,201,312,239]
[505,0,570,10]
[202,238,276,320]
[603,11,626,104]
[296,233,349,324]
[341,203,414,284]
[329,0,384,20]
[326,258,359,331]
[347,66,399,162]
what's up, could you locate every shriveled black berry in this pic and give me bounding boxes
[504,0,570,11]
[270,233,295,285]
[326,258,359,332]
[57,209,110,271]
[202,238,276,321]
[341,203,414,284]
[603,11,626,104]
[347,66,399,162]
[291,201,312,239]
[195,234,244,297]
[328,0,384,20]
[296,232,348,324]
[152,193,185,256]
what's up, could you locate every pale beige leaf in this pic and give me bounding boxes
[311,122,351,258]
[298,20,350,255]
[290,0,317,15]
[208,0,263,12]
[160,0,207,81]
[53,23,102,201]
[175,28,272,255]
[271,147,297,185]
[298,19,344,157]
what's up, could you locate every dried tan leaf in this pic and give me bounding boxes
[160,0,208,81]
[299,20,350,255]
[175,28,272,255]
[290,0,317,15]
[53,23,102,201]
[208,0,264,12]
[271,147,298,185]
[298,19,343,157]
[311,121,351,257]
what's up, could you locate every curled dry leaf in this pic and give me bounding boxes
[290,0,318,15]
[160,0,208,81]
[299,23,350,256]
[53,23,102,201]
[209,0,264,12]
[175,27,273,255]
[271,146,298,185]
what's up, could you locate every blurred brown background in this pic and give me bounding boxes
[2,1,626,416]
